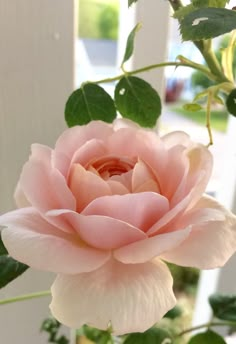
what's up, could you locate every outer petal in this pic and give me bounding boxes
[161,195,236,269]
[161,131,191,148]
[46,210,147,250]
[0,208,110,274]
[54,121,113,162]
[114,227,190,264]
[50,259,176,335]
[82,192,169,232]
[19,145,76,212]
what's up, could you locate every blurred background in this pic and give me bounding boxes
[0,0,236,343]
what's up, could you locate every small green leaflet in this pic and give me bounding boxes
[115,76,161,127]
[65,83,117,127]
[122,23,142,65]
[164,305,182,319]
[183,103,202,112]
[128,0,138,7]
[226,89,236,117]
[123,328,172,344]
[188,330,226,344]
[209,293,236,321]
[180,8,236,41]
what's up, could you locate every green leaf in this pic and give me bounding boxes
[191,0,229,8]
[123,327,172,344]
[180,8,236,41]
[226,89,236,117]
[65,84,117,127]
[0,255,28,289]
[122,23,142,65]
[188,330,226,344]
[0,232,8,256]
[128,0,138,7]
[115,76,161,127]
[164,305,182,319]
[183,103,203,112]
[209,293,236,321]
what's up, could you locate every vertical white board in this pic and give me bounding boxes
[0,1,74,343]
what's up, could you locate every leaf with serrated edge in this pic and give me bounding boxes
[65,84,116,127]
[180,8,236,41]
[115,76,161,128]
[122,23,142,65]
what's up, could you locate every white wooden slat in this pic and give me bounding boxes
[0,1,74,343]
[118,0,170,99]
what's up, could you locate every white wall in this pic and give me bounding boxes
[0,1,74,343]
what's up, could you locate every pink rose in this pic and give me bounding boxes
[1,119,236,334]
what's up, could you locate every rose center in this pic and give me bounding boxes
[89,155,136,180]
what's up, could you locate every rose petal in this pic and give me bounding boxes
[0,208,110,274]
[107,180,129,195]
[107,128,168,184]
[14,183,31,208]
[50,259,176,335]
[54,121,113,162]
[46,209,147,250]
[171,144,213,208]
[19,146,76,213]
[132,159,160,193]
[161,195,236,269]
[82,192,169,232]
[71,139,107,167]
[114,227,190,264]
[69,164,111,212]
[161,131,191,148]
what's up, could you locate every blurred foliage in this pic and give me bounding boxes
[41,317,69,344]
[167,262,200,295]
[191,34,236,93]
[78,0,119,40]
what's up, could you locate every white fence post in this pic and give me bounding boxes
[0,1,75,343]
[118,0,170,98]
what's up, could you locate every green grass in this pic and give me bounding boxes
[170,104,229,132]
[78,0,119,39]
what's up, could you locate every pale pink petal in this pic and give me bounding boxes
[46,209,147,250]
[19,156,76,213]
[51,150,71,177]
[113,118,141,130]
[161,131,191,148]
[54,121,113,161]
[107,128,168,184]
[82,192,169,232]
[107,180,129,195]
[132,159,160,193]
[171,144,213,208]
[114,227,190,264]
[0,208,110,274]
[71,139,107,167]
[14,183,31,208]
[69,164,111,212]
[160,145,188,200]
[161,195,236,269]
[50,259,176,335]
[109,170,133,191]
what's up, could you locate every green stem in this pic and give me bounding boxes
[168,0,229,83]
[0,290,51,305]
[90,60,215,85]
[177,320,236,337]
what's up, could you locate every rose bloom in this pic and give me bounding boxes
[0,119,236,334]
